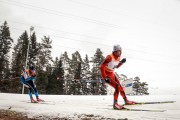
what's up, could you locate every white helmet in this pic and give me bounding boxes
[113,44,121,52]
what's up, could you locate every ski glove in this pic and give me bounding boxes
[32,74,36,77]
[104,76,110,83]
[120,58,126,64]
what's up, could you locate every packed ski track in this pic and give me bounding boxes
[0,93,180,120]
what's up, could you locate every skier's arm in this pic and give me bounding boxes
[116,62,123,68]
[116,58,126,68]
[30,72,36,82]
[100,55,112,79]
[31,70,36,77]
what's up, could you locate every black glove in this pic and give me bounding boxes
[104,76,110,83]
[120,58,126,64]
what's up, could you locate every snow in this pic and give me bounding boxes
[0,93,180,120]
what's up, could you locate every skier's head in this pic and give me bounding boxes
[112,44,122,57]
[29,66,35,70]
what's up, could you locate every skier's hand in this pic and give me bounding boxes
[120,58,126,64]
[104,76,110,83]
[32,74,36,77]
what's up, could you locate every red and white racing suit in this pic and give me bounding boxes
[100,53,127,101]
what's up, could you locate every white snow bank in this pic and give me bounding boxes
[0,93,180,120]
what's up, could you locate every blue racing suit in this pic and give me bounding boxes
[20,70,39,99]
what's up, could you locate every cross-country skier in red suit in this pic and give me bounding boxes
[100,44,136,109]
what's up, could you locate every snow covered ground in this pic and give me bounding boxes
[0,93,180,120]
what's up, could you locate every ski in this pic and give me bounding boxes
[21,100,55,105]
[96,107,165,112]
[125,101,175,105]
[114,107,166,112]
[34,101,55,105]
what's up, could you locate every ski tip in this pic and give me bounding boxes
[129,101,176,105]
[38,100,45,102]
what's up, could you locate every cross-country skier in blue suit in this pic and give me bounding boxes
[20,66,43,103]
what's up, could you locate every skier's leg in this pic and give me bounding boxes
[20,77,32,98]
[113,75,119,104]
[28,80,43,102]
[28,87,33,99]
[114,76,136,105]
[108,74,122,102]
[108,74,124,109]
[114,76,127,100]
[113,84,119,105]
[28,80,39,98]
[23,82,36,102]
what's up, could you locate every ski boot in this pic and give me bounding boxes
[31,98,37,103]
[36,97,44,102]
[113,103,124,110]
[124,98,136,105]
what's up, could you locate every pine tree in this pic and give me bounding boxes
[81,54,91,79]
[133,77,140,95]
[90,48,105,95]
[0,21,13,80]
[140,82,149,95]
[47,57,64,94]
[60,51,71,94]
[70,51,82,79]
[36,36,53,94]
[37,36,53,69]
[11,31,29,78]
[68,51,83,95]
[10,30,30,93]
[133,76,149,95]
[29,32,39,66]
[119,74,128,81]
[81,54,91,94]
